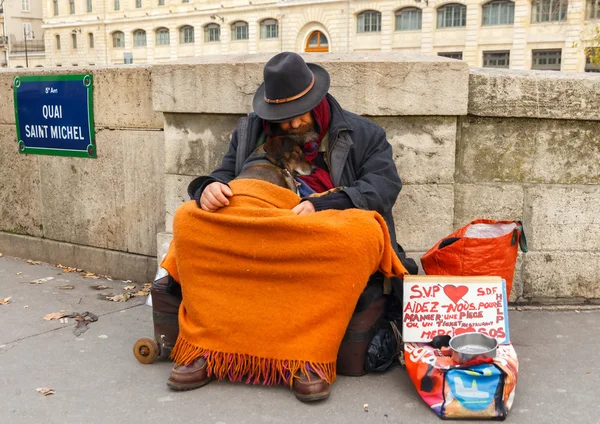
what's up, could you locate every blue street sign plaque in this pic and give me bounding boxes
[13,74,96,158]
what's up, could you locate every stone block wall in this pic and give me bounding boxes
[0,65,165,282]
[1,53,598,303]
[460,69,600,303]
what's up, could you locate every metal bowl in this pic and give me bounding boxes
[449,333,498,364]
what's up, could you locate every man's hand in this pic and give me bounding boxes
[292,200,316,215]
[200,182,233,212]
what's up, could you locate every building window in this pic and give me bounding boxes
[88,32,94,48]
[305,30,329,52]
[134,29,147,46]
[114,0,120,11]
[87,0,92,12]
[179,25,194,43]
[124,52,133,64]
[71,33,77,49]
[260,19,278,39]
[112,31,125,48]
[182,0,189,2]
[532,49,562,70]
[204,24,220,42]
[585,49,600,72]
[53,0,59,15]
[231,21,249,40]
[437,4,467,28]
[438,51,463,59]
[357,10,382,33]
[587,0,600,18]
[156,27,170,45]
[55,35,61,50]
[483,50,510,68]
[136,0,142,7]
[22,0,30,12]
[69,0,75,14]
[395,8,423,30]
[23,23,33,39]
[158,0,164,5]
[482,0,514,25]
[532,0,568,22]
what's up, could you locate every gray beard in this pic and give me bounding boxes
[284,129,320,145]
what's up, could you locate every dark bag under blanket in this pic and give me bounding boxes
[336,289,387,376]
[150,273,182,359]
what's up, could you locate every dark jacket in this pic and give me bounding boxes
[188,94,417,275]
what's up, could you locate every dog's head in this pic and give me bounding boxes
[262,136,315,177]
[236,135,316,193]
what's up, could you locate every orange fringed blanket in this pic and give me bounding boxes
[161,179,408,386]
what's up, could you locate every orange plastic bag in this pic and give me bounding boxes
[420,220,527,297]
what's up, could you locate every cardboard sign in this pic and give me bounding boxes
[402,276,510,344]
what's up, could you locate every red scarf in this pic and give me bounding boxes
[262,98,334,193]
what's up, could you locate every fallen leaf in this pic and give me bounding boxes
[363,404,369,412]
[16,272,22,275]
[36,387,55,396]
[28,277,55,285]
[27,260,42,265]
[107,293,131,302]
[43,312,68,320]
[0,252,3,257]
[132,290,148,297]
[90,285,111,291]
[0,297,11,305]
[123,285,135,290]
[122,280,132,283]
[57,285,74,290]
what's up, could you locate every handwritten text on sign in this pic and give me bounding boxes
[402,277,510,344]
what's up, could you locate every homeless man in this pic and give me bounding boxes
[162,52,417,402]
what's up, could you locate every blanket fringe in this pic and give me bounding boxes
[170,336,336,387]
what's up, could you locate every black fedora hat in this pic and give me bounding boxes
[253,52,330,123]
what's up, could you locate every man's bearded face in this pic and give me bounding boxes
[279,112,315,135]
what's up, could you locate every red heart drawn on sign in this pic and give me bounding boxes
[455,327,476,335]
[443,285,469,304]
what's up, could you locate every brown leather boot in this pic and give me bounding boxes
[293,370,331,402]
[167,356,211,391]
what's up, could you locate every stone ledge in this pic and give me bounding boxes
[0,66,163,128]
[469,68,600,121]
[523,251,600,299]
[165,174,197,233]
[0,232,156,282]
[152,52,469,116]
[393,184,454,252]
[454,183,524,229]
[524,185,600,252]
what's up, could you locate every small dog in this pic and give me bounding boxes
[237,135,345,197]
[236,136,315,194]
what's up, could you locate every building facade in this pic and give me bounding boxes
[1,0,45,67]
[38,0,600,71]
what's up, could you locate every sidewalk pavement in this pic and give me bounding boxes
[0,254,598,424]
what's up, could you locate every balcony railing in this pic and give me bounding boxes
[10,40,45,53]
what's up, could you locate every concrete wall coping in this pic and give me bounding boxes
[469,68,600,121]
[0,65,163,129]
[152,52,470,116]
